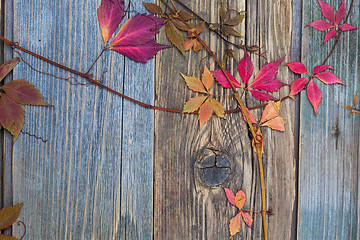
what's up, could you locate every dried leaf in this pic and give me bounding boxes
[240,107,257,124]
[143,2,163,15]
[165,21,185,55]
[211,70,241,88]
[0,93,25,142]
[178,10,194,21]
[315,72,345,85]
[97,0,125,45]
[198,98,213,129]
[219,2,228,23]
[241,212,253,228]
[182,96,207,113]
[210,98,226,119]
[184,39,196,51]
[224,188,236,206]
[201,66,214,91]
[238,50,253,85]
[0,203,23,231]
[261,117,286,131]
[224,13,245,26]
[196,21,205,34]
[0,58,20,83]
[2,80,50,106]
[353,92,359,107]
[234,190,246,210]
[307,79,322,115]
[193,40,202,52]
[180,73,207,93]
[342,106,354,111]
[221,25,242,37]
[171,19,188,31]
[289,77,308,97]
[252,128,264,155]
[260,101,280,124]
[229,213,241,238]
[0,235,18,240]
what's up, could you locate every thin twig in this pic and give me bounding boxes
[17,221,26,240]
[21,130,48,143]
[86,48,106,74]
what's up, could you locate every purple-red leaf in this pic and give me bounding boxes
[2,80,51,106]
[252,78,286,92]
[97,0,125,45]
[0,58,20,83]
[0,93,24,142]
[109,14,164,47]
[250,56,284,90]
[224,188,236,206]
[211,70,241,88]
[317,0,335,24]
[250,90,276,101]
[338,23,357,31]
[323,28,336,43]
[307,80,322,115]
[313,64,333,74]
[315,72,345,85]
[306,20,334,31]
[110,40,170,63]
[287,62,308,74]
[238,50,253,85]
[335,0,345,25]
[289,77,308,97]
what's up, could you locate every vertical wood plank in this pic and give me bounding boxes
[4,0,154,239]
[299,0,360,239]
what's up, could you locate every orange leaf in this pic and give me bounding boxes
[241,212,253,228]
[209,98,226,119]
[229,212,242,238]
[184,39,195,51]
[180,73,207,93]
[259,100,280,124]
[0,234,17,240]
[0,203,23,231]
[353,92,359,107]
[182,96,207,113]
[198,98,213,129]
[193,40,202,52]
[261,117,285,131]
[201,66,214,91]
[234,190,246,210]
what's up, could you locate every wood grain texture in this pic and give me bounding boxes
[154,0,296,239]
[5,0,154,239]
[299,0,360,239]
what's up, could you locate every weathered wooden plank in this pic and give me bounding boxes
[299,0,360,239]
[154,0,296,239]
[4,0,154,239]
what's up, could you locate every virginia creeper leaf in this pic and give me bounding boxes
[259,101,280,124]
[229,213,242,238]
[97,0,125,45]
[342,106,354,111]
[2,80,51,106]
[224,188,236,206]
[0,58,20,83]
[143,2,163,15]
[210,98,226,119]
[201,66,214,91]
[250,56,284,91]
[211,70,241,88]
[178,10,194,21]
[180,73,207,93]
[0,203,23,231]
[289,77,308,97]
[353,92,359,107]
[171,19,188,31]
[111,40,170,63]
[306,20,334,31]
[0,93,24,142]
[234,190,246,210]
[317,0,335,23]
[323,28,336,43]
[222,25,242,37]
[184,39,196,51]
[238,50,253,85]
[338,23,357,31]
[241,212,253,228]
[315,72,345,85]
[307,80,322,115]
[165,21,185,55]
[182,96,207,113]
[313,64,333,74]
[252,78,286,93]
[286,62,308,74]
[250,90,276,101]
[0,235,17,240]
[224,13,245,26]
[261,117,286,131]
[198,98,213,129]
[335,0,345,25]
[192,40,202,52]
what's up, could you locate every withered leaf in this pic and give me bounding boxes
[178,10,194,21]
[353,92,359,107]
[224,13,245,26]
[182,96,207,113]
[229,212,241,238]
[0,235,18,240]
[0,203,23,231]
[201,65,214,91]
[210,98,226,119]
[171,19,189,31]
[222,25,242,37]
[198,98,213,129]
[219,2,228,23]
[180,73,207,93]
[143,2,163,15]
[165,21,185,55]
[0,58,20,83]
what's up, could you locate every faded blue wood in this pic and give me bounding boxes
[299,0,360,239]
[5,0,154,239]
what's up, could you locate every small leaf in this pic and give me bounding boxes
[2,80,51,106]
[143,2,163,15]
[201,66,214,91]
[338,23,357,31]
[0,235,18,240]
[286,62,308,74]
[229,213,242,238]
[0,94,24,142]
[184,39,196,51]
[180,73,207,93]
[195,21,205,34]
[193,40,202,52]
[182,96,207,113]
[342,106,355,111]
[97,0,125,45]
[0,58,20,83]
[224,187,236,206]
[241,212,253,228]
[335,0,345,25]
[211,70,241,88]
[222,25,242,37]
[209,98,226,119]
[323,28,336,43]
[313,64,333,74]
[250,90,276,101]
[238,50,253,85]
[261,117,286,131]
[234,190,246,210]
[289,77,308,97]
[171,19,189,31]
[353,92,359,107]
[260,101,280,124]
[317,0,335,24]
[305,20,334,31]
[315,72,345,85]
[219,2,228,23]
[306,79,322,115]
[224,13,245,26]
[0,203,23,231]
[198,98,213,129]
[178,10,194,21]
[165,21,185,55]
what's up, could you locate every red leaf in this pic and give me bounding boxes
[198,98,213,129]
[238,50,253,85]
[338,23,357,31]
[110,40,170,63]
[317,0,335,24]
[315,72,345,85]
[0,58,20,83]
[241,212,253,228]
[235,190,246,210]
[250,90,276,101]
[323,28,336,43]
[335,0,345,25]
[0,93,24,141]
[287,62,308,74]
[250,56,284,90]
[306,20,334,31]
[224,188,236,206]
[97,0,124,45]
[307,80,322,115]
[211,70,241,88]
[2,80,50,106]
[252,78,286,92]
[313,64,333,74]
[289,77,308,97]
[229,213,242,238]
[109,14,164,47]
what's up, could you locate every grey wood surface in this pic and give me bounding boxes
[299,0,360,239]
[4,0,154,239]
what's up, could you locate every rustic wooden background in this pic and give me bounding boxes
[0,0,359,239]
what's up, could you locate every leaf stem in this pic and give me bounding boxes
[86,48,106,74]
[242,208,262,214]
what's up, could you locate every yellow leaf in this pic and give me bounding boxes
[180,73,207,93]
[165,21,185,55]
[182,96,207,113]
[209,98,226,119]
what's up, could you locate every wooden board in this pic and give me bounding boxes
[298,0,360,239]
[4,0,154,239]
